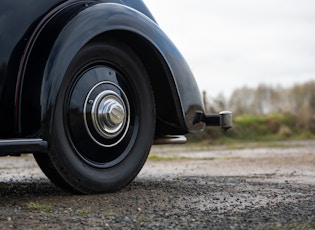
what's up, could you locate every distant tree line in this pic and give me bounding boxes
[203,80,315,134]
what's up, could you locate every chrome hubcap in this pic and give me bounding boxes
[84,81,130,147]
[91,91,126,138]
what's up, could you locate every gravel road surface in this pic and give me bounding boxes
[0,140,315,229]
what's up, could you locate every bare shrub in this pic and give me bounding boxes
[278,125,292,137]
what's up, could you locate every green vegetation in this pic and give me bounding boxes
[186,113,315,144]
[76,209,90,215]
[147,154,190,161]
[138,217,152,223]
[103,212,116,217]
[261,222,315,230]
[27,202,52,212]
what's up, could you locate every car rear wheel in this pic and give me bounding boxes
[34,39,155,194]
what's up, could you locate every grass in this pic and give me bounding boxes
[76,209,90,215]
[184,136,307,151]
[148,153,242,161]
[285,222,315,229]
[261,222,315,230]
[103,212,116,217]
[147,154,190,161]
[138,217,152,223]
[27,202,52,212]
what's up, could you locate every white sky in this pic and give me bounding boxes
[143,0,315,98]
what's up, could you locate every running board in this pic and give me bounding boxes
[154,135,187,145]
[0,138,48,156]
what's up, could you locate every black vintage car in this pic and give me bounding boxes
[0,0,232,194]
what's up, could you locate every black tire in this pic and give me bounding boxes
[33,152,75,192]
[34,39,155,194]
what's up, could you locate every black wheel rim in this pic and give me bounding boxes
[66,65,139,168]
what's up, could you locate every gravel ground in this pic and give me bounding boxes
[0,140,315,229]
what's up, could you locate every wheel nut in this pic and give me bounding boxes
[104,101,125,126]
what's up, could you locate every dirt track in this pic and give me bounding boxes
[0,140,315,229]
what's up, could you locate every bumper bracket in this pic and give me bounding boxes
[194,111,232,131]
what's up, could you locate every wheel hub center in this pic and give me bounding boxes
[90,90,128,139]
[102,99,125,127]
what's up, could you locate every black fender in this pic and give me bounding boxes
[30,3,205,139]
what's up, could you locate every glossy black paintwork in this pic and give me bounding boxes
[0,0,205,143]
[0,1,75,136]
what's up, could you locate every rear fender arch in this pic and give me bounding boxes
[39,3,205,140]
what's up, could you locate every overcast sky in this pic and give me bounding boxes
[143,0,315,98]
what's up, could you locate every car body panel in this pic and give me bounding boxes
[0,0,205,153]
